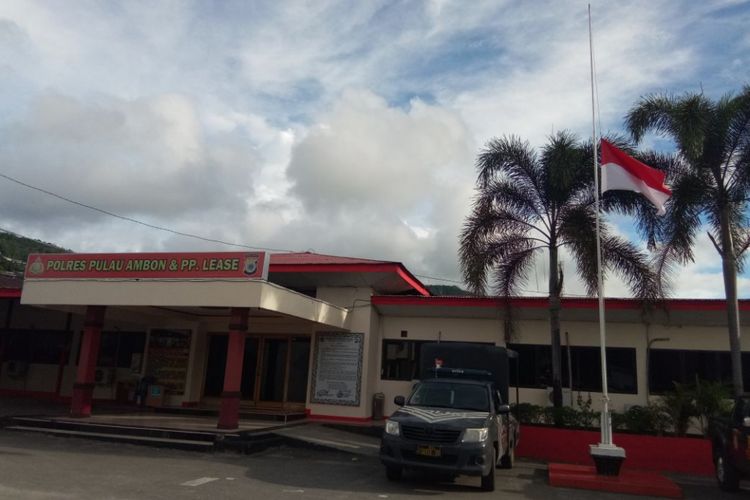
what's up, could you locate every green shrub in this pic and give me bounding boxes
[692,379,732,436]
[574,393,598,428]
[659,383,697,437]
[620,404,670,435]
[542,406,580,427]
[512,403,545,424]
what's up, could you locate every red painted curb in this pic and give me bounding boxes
[549,463,682,498]
[517,425,713,476]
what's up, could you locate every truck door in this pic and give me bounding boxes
[494,390,508,455]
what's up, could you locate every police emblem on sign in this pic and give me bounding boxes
[29,257,44,275]
[243,255,258,276]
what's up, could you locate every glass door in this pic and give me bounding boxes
[258,338,288,404]
[240,337,259,401]
[203,334,227,397]
[286,337,311,406]
[203,334,259,404]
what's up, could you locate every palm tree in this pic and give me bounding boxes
[625,87,750,396]
[460,131,657,408]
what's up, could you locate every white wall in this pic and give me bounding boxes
[306,287,374,419]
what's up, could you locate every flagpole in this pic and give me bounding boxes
[588,5,618,458]
[588,5,625,476]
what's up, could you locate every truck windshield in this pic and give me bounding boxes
[407,382,489,412]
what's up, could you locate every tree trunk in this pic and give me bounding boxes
[549,245,563,409]
[719,207,744,396]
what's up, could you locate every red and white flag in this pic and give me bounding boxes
[600,139,672,215]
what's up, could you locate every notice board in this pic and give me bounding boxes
[146,329,192,395]
[310,332,364,406]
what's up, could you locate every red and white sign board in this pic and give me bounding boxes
[24,252,268,280]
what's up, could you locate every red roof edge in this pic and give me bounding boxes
[270,262,430,296]
[371,295,750,311]
[395,266,430,297]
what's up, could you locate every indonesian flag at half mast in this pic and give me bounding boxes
[600,139,672,215]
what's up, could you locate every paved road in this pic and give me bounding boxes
[0,429,740,500]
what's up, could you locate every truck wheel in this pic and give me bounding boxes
[716,453,740,492]
[481,448,496,491]
[385,465,402,482]
[499,445,514,469]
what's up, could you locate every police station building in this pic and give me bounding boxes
[1,251,748,428]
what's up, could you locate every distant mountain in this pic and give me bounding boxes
[427,284,473,296]
[0,230,71,274]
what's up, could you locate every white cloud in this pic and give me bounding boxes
[0,92,258,227]
[282,89,474,276]
[0,0,746,299]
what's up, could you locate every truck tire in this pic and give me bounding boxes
[716,453,740,492]
[481,448,496,491]
[499,444,514,469]
[385,465,402,482]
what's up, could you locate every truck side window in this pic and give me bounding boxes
[493,390,502,412]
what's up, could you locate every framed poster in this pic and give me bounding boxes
[145,329,192,395]
[310,332,364,406]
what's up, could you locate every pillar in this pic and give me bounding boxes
[218,307,249,429]
[70,306,106,417]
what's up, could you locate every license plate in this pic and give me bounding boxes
[416,445,442,457]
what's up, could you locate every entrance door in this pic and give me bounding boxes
[257,336,310,409]
[204,334,310,410]
[287,337,311,405]
[203,334,259,402]
[240,337,259,400]
[259,338,287,404]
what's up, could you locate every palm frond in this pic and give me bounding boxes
[626,92,712,165]
[736,229,750,273]
[653,170,707,265]
[493,241,540,297]
[557,204,599,295]
[541,131,591,211]
[600,234,661,301]
[482,178,547,227]
[477,136,540,191]
[459,205,539,294]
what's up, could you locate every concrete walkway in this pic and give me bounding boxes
[272,423,381,456]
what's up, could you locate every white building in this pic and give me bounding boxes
[1,251,748,427]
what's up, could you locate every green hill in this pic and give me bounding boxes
[0,230,71,274]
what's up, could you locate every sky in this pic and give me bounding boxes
[0,0,748,298]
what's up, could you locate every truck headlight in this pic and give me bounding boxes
[385,420,400,436]
[462,428,489,443]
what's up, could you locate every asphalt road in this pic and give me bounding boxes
[0,429,740,500]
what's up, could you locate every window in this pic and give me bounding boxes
[3,330,31,362]
[117,333,146,369]
[95,332,146,369]
[1,330,71,364]
[381,340,425,381]
[508,343,637,394]
[380,340,494,381]
[30,331,71,364]
[648,349,741,394]
[408,382,489,411]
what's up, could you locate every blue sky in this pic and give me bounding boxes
[0,0,748,298]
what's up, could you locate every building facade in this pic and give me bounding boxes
[0,251,748,428]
